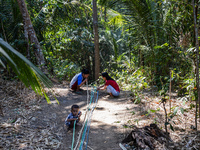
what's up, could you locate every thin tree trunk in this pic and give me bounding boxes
[169,70,172,113]
[163,101,168,133]
[138,49,140,67]
[192,0,200,129]
[93,0,100,80]
[129,26,131,62]
[104,7,107,22]
[17,0,45,67]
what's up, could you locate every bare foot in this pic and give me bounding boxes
[109,93,113,97]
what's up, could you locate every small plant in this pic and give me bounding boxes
[130,111,135,115]
[182,77,196,101]
[153,118,158,124]
[114,121,121,123]
[145,108,160,116]
[134,119,140,125]
[161,97,169,133]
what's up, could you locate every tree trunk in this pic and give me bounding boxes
[192,0,200,129]
[104,7,107,22]
[17,0,45,67]
[93,0,100,80]
[122,124,173,149]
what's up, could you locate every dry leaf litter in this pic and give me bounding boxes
[0,79,62,149]
[122,91,200,150]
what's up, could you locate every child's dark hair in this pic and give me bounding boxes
[102,72,114,80]
[71,104,79,111]
[82,69,89,75]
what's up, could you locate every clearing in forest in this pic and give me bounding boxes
[0,81,200,149]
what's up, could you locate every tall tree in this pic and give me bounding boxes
[93,0,100,80]
[192,0,199,129]
[17,0,45,67]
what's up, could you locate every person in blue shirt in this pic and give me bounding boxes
[70,69,89,91]
[65,104,82,128]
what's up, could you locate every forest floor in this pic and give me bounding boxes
[0,79,200,150]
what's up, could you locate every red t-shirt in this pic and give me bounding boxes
[105,80,120,92]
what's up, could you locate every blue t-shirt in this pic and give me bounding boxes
[70,73,83,88]
[77,73,83,85]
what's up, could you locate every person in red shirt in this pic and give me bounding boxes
[97,72,120,97]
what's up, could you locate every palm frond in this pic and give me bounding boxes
[107,9,125,26]
[0,38,55,103]
[0,58,6,68]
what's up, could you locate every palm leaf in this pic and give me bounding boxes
[0,38,55,103]
[107,9,125,26]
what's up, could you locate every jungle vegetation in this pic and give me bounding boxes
[0,0,200,127]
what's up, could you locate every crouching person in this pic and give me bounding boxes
[97,72,120,97]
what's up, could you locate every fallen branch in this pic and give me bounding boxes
[121,124,174,150]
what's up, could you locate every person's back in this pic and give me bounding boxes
[105,79,120,93]
[69,69,89,92]
[70,73,82,88]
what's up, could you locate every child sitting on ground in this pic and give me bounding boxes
[65,104,82,129]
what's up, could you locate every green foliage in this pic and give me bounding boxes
[145,108,160,117]
[1,0,200,135]
[104,53,149,103]
[53,59,80,81]
[182,76,196,101]
[116,55,148,90]
[153,118,158,124]
[134,119,140,125]
[173,107,179,115]
[165,105,186,132]
[0,0,195,87]
[130,111,135,115]
[114,121,121,123]
[0,0,199,107]
[190,103,195,109]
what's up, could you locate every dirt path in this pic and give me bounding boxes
[47,86,134,150]
[40,85,200,150]
[1,81,200,149]
[0,81,136,150]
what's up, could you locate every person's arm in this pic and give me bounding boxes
[78,111,82,120]
[97,85,104,90]
[97,85,107,90]
[67,117,78,122]
[76,74,87,91]
[78,78,87,87]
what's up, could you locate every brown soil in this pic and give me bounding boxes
[54,86,134,150]
[0,80,200,150]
